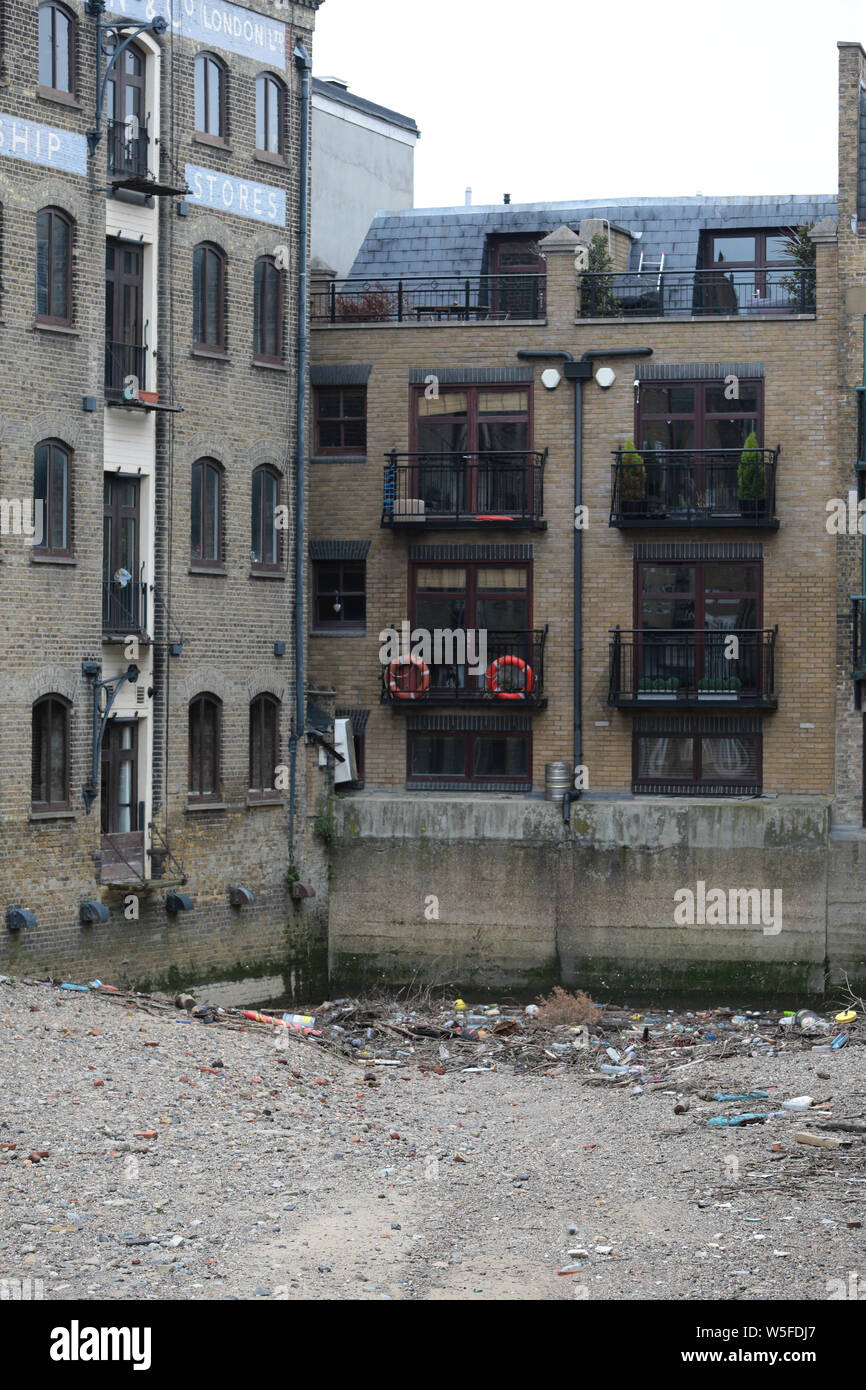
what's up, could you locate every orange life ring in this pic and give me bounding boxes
[486,655,534,700]
[388,654,431,700]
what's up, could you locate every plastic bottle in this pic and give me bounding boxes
[282,1013,315,1028]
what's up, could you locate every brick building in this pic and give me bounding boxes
[0,0,328,996]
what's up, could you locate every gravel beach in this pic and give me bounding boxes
[1,978,864,1302]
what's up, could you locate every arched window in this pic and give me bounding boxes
[34,438,71,555]
[249,694,280,800]
[31,695,70,810]
[38,2,74,95]
[106,39,146,177]
[188,693,222,803]
[251,465,280,570]
[36,207,72,325]
[255,73,285,154]
[192,242,226,351]
[194,52,226,138]
[253,256,282,362]
[191,458,223,565]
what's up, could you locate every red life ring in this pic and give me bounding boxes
[388,654,431,700]
[486,655,534,700]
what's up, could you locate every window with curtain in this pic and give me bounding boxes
[190,458,223,565]
[249,694,280,799]
[38,2,74,93]
[193,243,226,350]
[31,695,70,810]
[188,694,222,803]
[34,439,71,555]
[251,466,281,569]
[36,207,72,324]
[253,256,282,362]
[194,52,226,137]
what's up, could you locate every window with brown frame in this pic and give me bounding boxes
[255,72,285,154]
[412,385,531,513]
[253,256,283,362]
[190,458,223,566]
[251,466,282,570]
[31,694,70,810]
[38,1,74,95]
[249,693,280,800]
[188,693,222,803]
[407,730,531,786]
[315,387,366,455]
[194,52,226,138]
[486,236,546,317]
[313,559,366,631]
[36,207,72,325]
[193,242,226,351]
[636,379,762,453]
[633,721,762,793]
[34,438,71,556]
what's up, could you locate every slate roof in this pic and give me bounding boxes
[312,78,420,136]
[347,195,838,281]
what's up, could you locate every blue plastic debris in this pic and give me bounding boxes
[707,1113,767,1127]
[713,1091,770,1102]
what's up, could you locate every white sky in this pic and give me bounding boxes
[313,0,863,209]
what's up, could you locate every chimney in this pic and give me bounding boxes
[503,193,511,205]
[464,186,472,207]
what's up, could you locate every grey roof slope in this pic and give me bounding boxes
[312,78,420,135]
[347,195,838,280]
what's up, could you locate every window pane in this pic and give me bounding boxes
[189,704,202,793]
[56,10,70,91]
[51,214,69,319]
[251,469,262,561]
[34,446,48,548]
[341,595,365,623]
[704,383,760,414]
[343,421,366,448]
[267,79,279,151]
[640,420,695,451]
[765,235,795,263]
[207,60,221,134]
[342,567,365,591]
[704,417,759,450]
[477,390,528,415]
[255,76,265,149]
[641,565,695,595]
[477,566,526,590]
[711,236,756,264]
[194,58,205,131]
[318,392,341,419]
[473,736,528,778]
[201,701,217,794]
[36,211,49,315]
[701,736,758,780]
[416,566,466,591]
[193,249,203,341]
[641,386,694,415]
[411,735,465,776]
[204,465,219,559]
[49,447,67,550]
[250,704,262,789]
[418,392,468,417]
[703,564,757,593]
[191,463,202,557]
[318,423,341,448]
[38,6,54,86]
[476,597,526,629]
[636,735,694,780]
[205,251,220,344]
[343,392,365,418]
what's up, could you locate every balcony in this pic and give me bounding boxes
[382,628,547,707]
[608,628,778,708]
[103,569,148,639]
[609,448,779,528]
[579,267,816,319]
[107,118,150,183]
[312,274,547,324]
[382,451,547,529]
[105,341,147,397]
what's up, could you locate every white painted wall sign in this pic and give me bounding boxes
[0,114,87,174]
[110,0,286,69]
[185,164,286,224]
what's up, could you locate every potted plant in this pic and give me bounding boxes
[638,675,679,700]
[698,675,742,701]
[620,439,647,516]
[779,223,816,313]
[737,431,766,518]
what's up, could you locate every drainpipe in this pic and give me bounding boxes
[517,345,653,824]
[289,41,312,862]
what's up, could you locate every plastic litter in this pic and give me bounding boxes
[835,1010,857,1025]
[713,1091,770,1102]
[782,1096,814,1110]
[831,1032,850,1049]
[707,1113,767,1127]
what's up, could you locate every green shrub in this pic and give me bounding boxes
[737,431,765,501]
[620,438,646,500]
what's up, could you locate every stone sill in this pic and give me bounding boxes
[311,454,367,463]
[34,320,79,336]
[249,568,286,580]
[311,629,366,637]
[186,801,227,813]
[251,357,288,371]
[254,149,290,169]
[247,797,285,809]
[576,314,817,325]
[37,86,83,109]
[31,552,77,565]
[29,809,76,821]
[188,565,227,576]
[191,346,230,361]
[192,132,232,152]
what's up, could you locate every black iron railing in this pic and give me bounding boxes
[608,627,778,706]
[382,450,546,526]
[107,118,149,180]
[313,274,547,324]
[610,447,779,526]
[102,566,148,636]
[580,267,816,319]
[105,341,147,394]
[382,627,547,705]
[853,597,866,676]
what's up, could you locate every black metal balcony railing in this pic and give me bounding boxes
[105,341,147,395]
[610,448,779,527]
[382,628,547,705]
[608,628,778,707]
[313,274,547,324]
[580,267,816,319]
[102,567,148,637]
[107,118,149,180]
[382,451,546,527]
[853,597,866,677]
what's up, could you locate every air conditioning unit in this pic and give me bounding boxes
[333,717,358,785]
[392,498,425,520]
